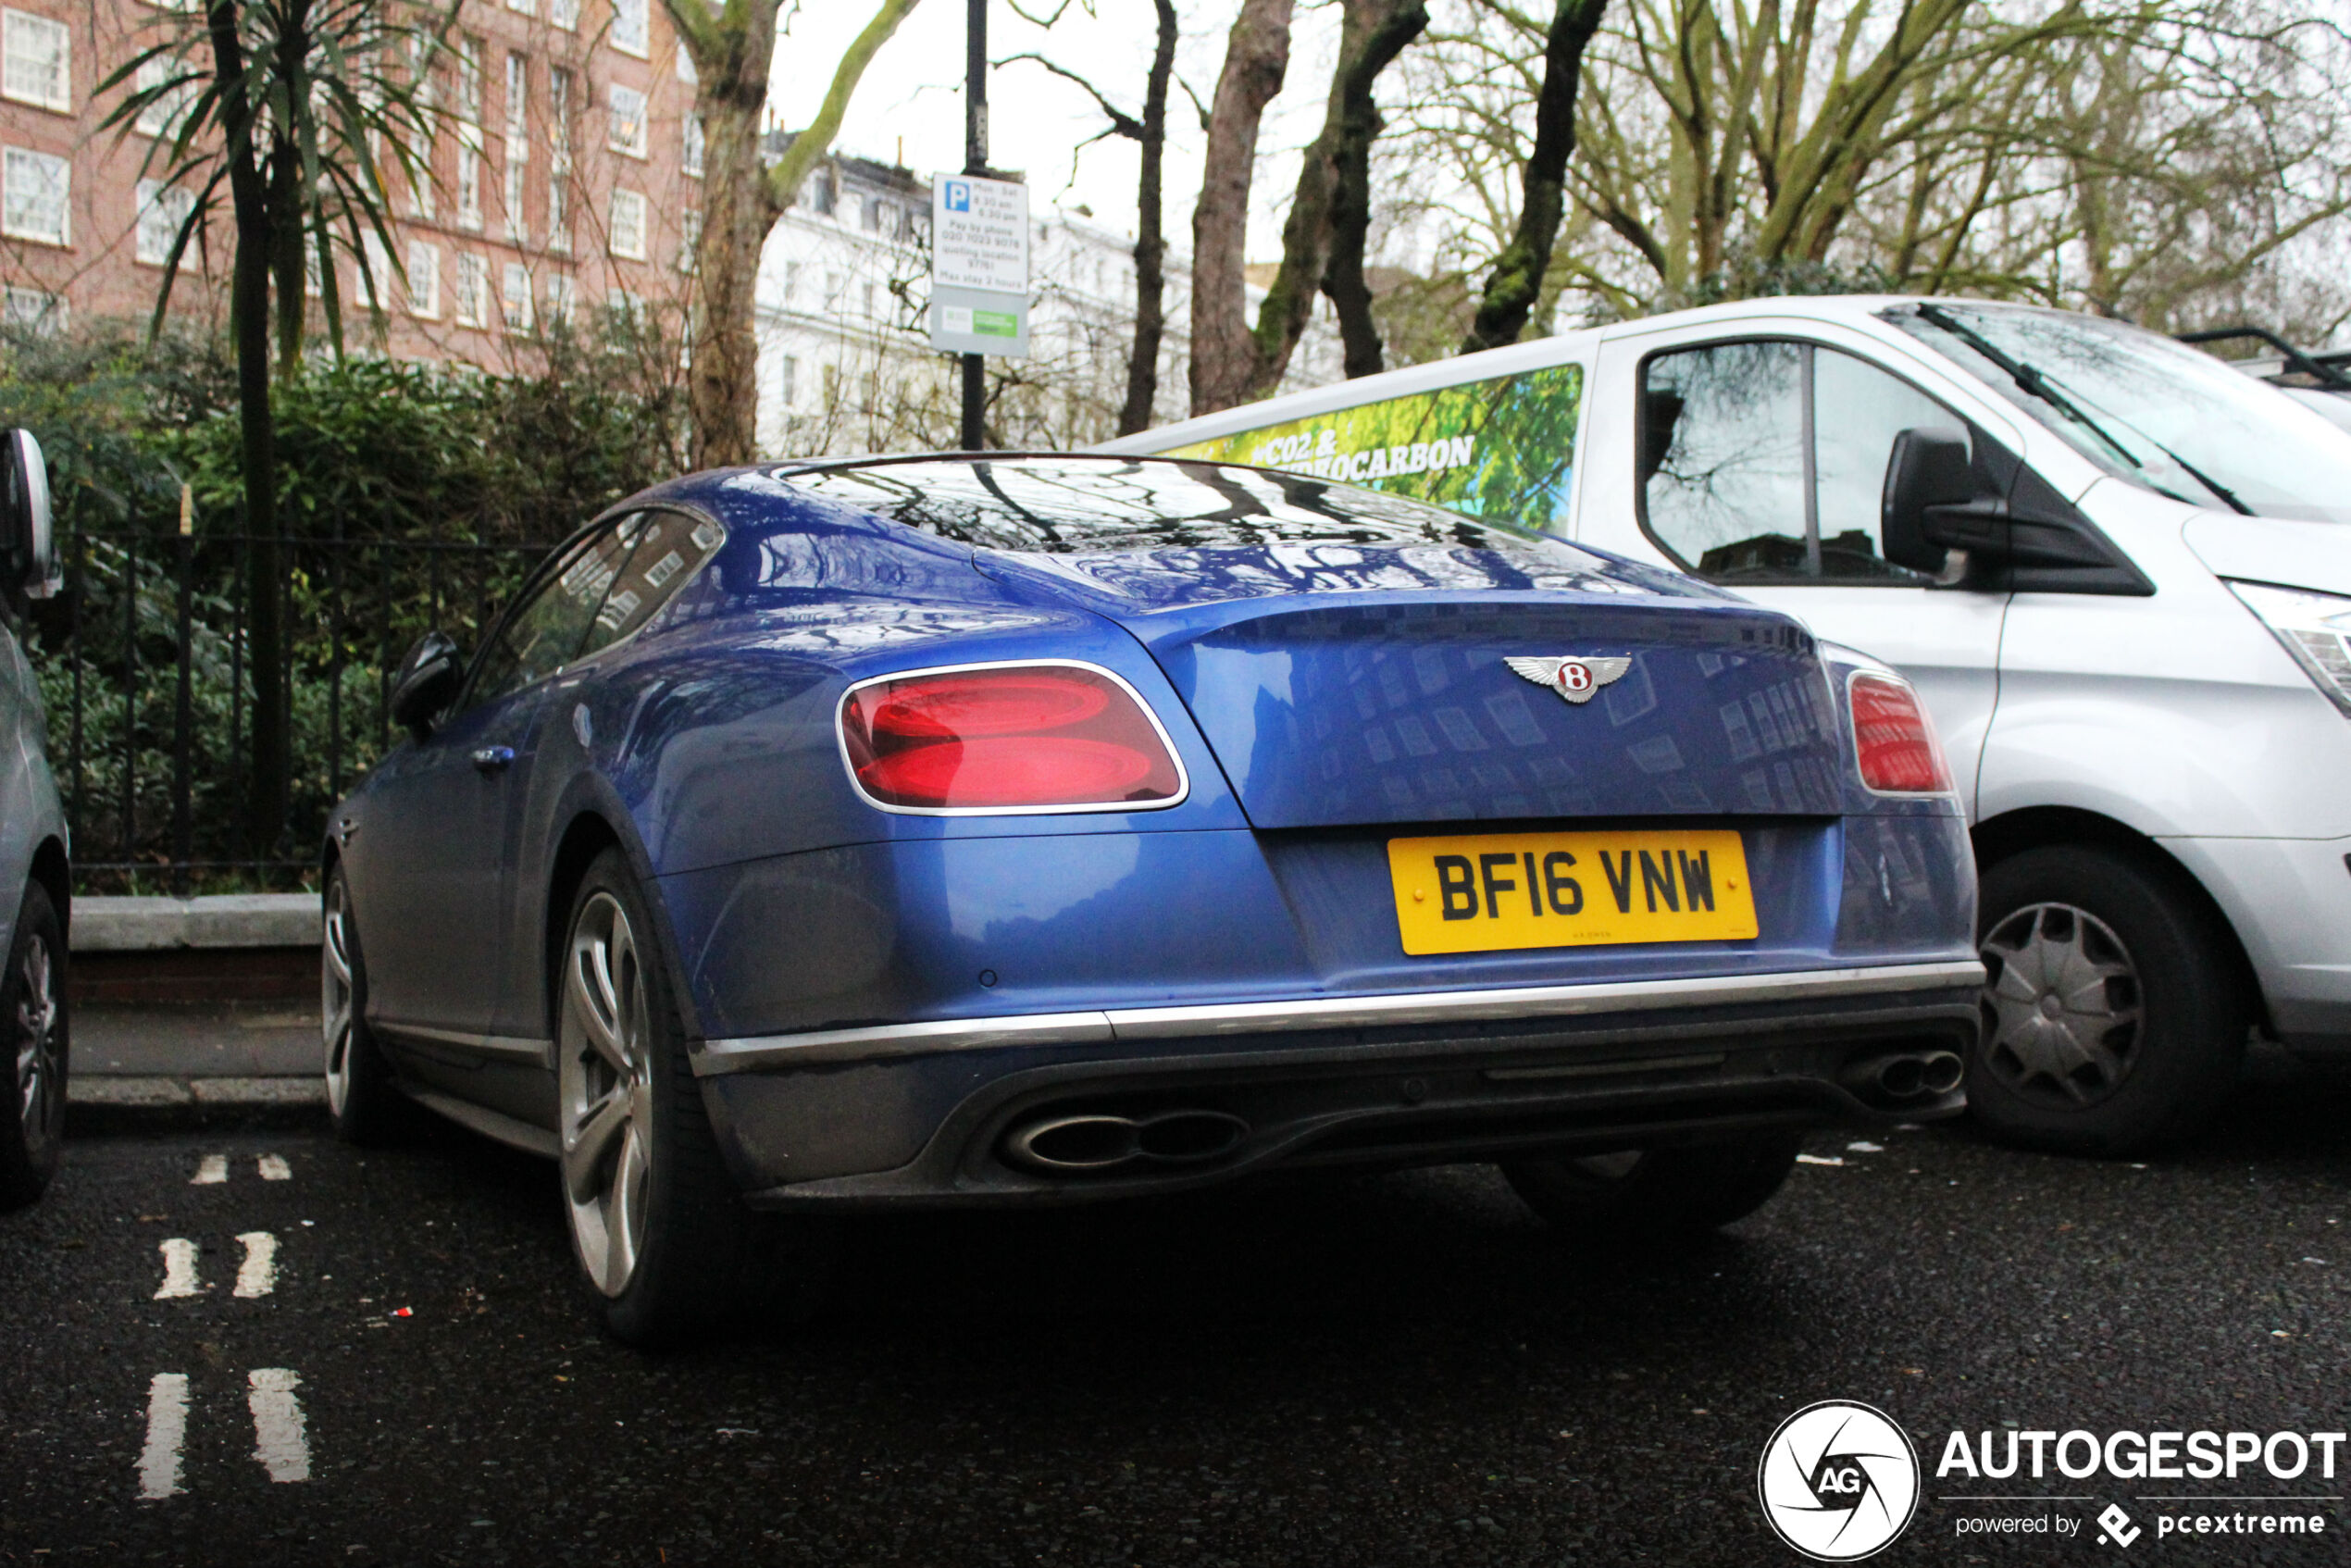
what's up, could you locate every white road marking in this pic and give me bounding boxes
[247,1368,311,1483]
[137,1374,189,1500]
[256,1154,292,1181]
[192,1155,227,1186]
[1796,1153,1845,1166]
[233,1232,279,1299]
[154,1238,203,1300]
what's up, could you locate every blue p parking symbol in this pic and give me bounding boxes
[945,180,971,212]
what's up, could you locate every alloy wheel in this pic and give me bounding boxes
[321,879,356,1117]
[1979,901,2144,1108]
[559,890,654,1298]
[14,927,56,1138]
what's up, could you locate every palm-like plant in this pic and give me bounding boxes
[100,0,448,853]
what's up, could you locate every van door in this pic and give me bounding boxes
[1582,328,2016,817]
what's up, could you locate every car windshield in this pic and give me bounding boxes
[791,456,1595,558]
[1892,304,2351,524]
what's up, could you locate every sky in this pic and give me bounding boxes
[764,0,1345,260]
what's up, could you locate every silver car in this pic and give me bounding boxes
[0,429,68,1209]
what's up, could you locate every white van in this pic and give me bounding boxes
[1103,296,2351,1155]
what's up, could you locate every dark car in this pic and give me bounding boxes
[325,455,1982,1343]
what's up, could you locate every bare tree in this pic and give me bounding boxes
[1189,0,1296,414]
[662,0,923,468]
[1458,0,1604,351]
[1003,0,1181,434]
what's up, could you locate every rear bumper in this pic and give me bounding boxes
[692,960,1983,1207]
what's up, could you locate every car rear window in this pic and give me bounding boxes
[788,457,1600,563]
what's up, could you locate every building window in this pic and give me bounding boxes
[405,240,440,317]
[681,114,703,179]
[678,208,700,273]
[547,172,569,252]
[861,197,880,233]
[860,280,875,317]
[780,354,797,408]
[133,56,198,138]
[454,33,483,124]
[503,158,527,243]
[543,272,575,325]
[823,270,840,309]
[405,137,435,219]
[807,171,834,215]
[674,42,695,83]
[548,0,578,28]
[133,179,193,266]
[455,136,482,229]
[502,261,533,331]
[454,253,489,326]
[2,285,62,333]
[1,144,68,245]
[3,10,70,113]
[504,53,527,147]
[608,187,646,259]
[356,231,394,309]
[607,83,646,156]
[506,0,534,13]
[612,0,648,57]
[782,260,800,305]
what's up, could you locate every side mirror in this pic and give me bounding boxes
[2,429,59,602]
[389,630,464,738]
[1881,428,2004,574]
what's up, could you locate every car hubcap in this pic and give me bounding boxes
[15,929,56,1138]
[1980,902,2143,1108]
[321,881,355,1117]
[559,891,653,1298]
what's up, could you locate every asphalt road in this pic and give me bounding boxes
[4,1061,2348,1567]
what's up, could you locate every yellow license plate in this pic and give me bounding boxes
[1387,829,1757,955]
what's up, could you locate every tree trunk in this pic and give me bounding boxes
[1189,0,1295,416]
[1461,0,1606,353]
[666,0,921,467]
[1115,0,1177,435]
[682,0,780,470]
[205,0,287,852]
[1320,0,1427,379]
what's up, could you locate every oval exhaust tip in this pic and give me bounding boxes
[1134,1110,1250,1164]
[1877,1056,1926,1099]
[1006,1114,1139,1172]
[1921,1051,1965,1095]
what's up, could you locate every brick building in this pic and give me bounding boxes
[0,0,702,361]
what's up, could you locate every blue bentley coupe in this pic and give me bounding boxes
[324,455,1982,1344]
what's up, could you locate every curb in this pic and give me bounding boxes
[67,1076,330,1135]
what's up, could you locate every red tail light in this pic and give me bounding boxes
[1848,671,1953,794]
[840,664,1186,811]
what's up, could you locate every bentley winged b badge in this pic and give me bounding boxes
[1505,655,1632,705]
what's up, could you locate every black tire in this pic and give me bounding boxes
[322,865,411,1145]
[1970,845,2247,1156]
[556,848,832,1348]
[0,878,67,1211]
[1502,1132,1803,1244]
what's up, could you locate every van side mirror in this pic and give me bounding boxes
[389,630,464,738]
[1,429,59,603]
[1881,427,2016,574]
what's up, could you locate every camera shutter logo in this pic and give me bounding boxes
[1757,1400,1921,1561]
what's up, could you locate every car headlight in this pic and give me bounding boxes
[2226,579,2351,717]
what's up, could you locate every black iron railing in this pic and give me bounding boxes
[25,523,551,892]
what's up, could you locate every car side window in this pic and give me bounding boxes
[1812,350,1967,581]
[1640,342,1809,580]
[468,516,643,708]
[574,510,727,661]
[1640,340,1962,586]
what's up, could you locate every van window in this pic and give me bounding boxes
[1160,362,1584,535]
[1639,340,1957,585]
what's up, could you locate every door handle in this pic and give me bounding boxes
[471,745,516,773]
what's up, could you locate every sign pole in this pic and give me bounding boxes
[961,0,987,451]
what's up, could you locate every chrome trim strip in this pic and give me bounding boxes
[373,1020,554,1066]
[405,1088,562,1158]
[693,1012,1117,1075]
[691,961,1985,1076]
